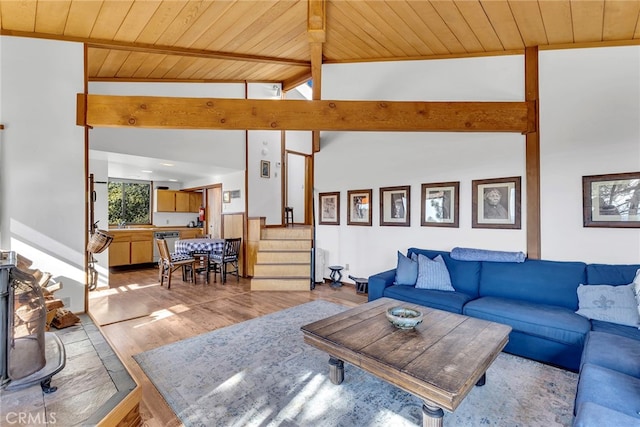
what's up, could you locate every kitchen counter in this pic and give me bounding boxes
[107,227,205,267]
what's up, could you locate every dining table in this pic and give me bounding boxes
[174,237,224,256]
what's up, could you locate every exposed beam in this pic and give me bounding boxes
[308,0,326,153]
[525,47,541,259]
[283,70,312,92]
[78,94,534,133]
[0,29,310,67]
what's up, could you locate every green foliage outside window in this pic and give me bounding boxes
[108,180,151,225]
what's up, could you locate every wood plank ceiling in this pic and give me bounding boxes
[1,0,639,88]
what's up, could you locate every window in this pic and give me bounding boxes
[108,179,151,225]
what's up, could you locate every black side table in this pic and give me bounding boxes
[328,265,344,288]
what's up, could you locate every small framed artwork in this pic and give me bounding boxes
[347,189,372,226]
[472,176,521,229]
[583,172,640,228]
[260,160,270,178]
[421,181,459,227]
[380,185,410,226]
[319,192,340,225]
[223,191,231,203]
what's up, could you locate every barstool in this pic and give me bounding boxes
[284,207,294,226]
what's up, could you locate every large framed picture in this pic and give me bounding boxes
[472,176,521,229]
[319,192,340,225]
[380,185,410,226]
[583,172,640,228]
[347,189,372,226]
[421,181,459,227]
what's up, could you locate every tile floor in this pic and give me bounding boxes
[1,315,135,426]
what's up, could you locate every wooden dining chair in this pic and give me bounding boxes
[156,238,196,289]
[210,238,241,283]
[191,251,210,284]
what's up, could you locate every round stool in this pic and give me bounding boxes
[349,275,368,294]
[328,265,344,288]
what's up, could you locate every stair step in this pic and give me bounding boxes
[257,251,310,264]
[262,227,312,240]
[253,263,310,277]
[258,239,311,251]
[251,277,311,291]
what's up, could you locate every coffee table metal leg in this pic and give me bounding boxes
[476,373,486,386]
[422,402,444,427]
[328,356,344,384]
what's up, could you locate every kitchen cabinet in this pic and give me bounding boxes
[190,192,203,212]
[156,190,176,212]
[155,190,200,213]
[180,228,204,239]
[109,231,154,266]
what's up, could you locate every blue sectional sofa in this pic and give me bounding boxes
[368,247,640,425]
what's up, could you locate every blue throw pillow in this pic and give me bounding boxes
[395,251,418,286]
[415,254,455,291]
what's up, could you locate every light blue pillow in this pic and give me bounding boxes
[395,251,417,286]
[415,254,455,291]
[576,283,640,328]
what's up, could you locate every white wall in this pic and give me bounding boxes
[221,170,246,214]
[246,83,285,224]
[540,46,640,263]
[247,130,282,224]
[0,37,86,312]
[315,50,640,281]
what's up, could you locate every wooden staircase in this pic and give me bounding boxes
[250,225,313,291]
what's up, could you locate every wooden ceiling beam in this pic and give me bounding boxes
[0,29,310,67]
[78,94,534,133]
[308,0,326,153]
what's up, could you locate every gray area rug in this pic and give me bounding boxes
[134,300,578,426]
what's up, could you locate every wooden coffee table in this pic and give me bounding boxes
[300,297,511,426]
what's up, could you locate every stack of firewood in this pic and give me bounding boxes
[16,254,80,331]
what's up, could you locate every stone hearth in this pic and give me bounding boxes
[1,314,135,426]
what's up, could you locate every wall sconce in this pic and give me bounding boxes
[272,85,281,97]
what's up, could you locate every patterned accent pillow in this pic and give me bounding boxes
[394,251,418,286]
[576,283,640,328]
[415,254,455,292]
[633,269,640,329]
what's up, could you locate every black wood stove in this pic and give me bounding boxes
[1,251,65,393]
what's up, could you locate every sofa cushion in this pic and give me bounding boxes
[586,263,640,285]
[576,283,640,327]
[581,331,640,377]
[395,251,417,285]
[415,254,455,291]
[407,248,481,297]
[574,402,640,427]
[590,319,640,340]
[575,364,640,420]
[479,259,587,310]
[383,285,473,314]
[463,297,591,346]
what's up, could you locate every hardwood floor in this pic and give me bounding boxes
[88,265,367,427]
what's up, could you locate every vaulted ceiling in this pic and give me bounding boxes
[2,0,640,89]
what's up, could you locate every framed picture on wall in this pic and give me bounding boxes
[260,160,270,178]
[347,189,372,226]
[583,172,640,228]
[472,176,521,229]
[319,192,340,225]
[380,185,410,226]
[421,181,459,227]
